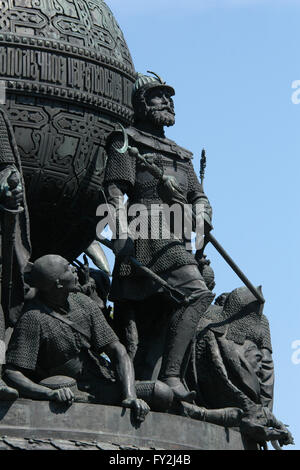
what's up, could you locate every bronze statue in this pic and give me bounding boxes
[0,106,31,400]
[4,255,150,423]
[0,0,292,452]
[103,72,215,402]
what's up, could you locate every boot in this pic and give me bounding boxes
[159,290,215,403]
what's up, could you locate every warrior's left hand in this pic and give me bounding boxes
[122,397,150,423]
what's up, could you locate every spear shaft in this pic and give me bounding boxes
[198,148,264,304]
[200,148,206,187]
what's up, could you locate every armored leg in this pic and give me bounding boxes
[159,264,215,402]
[135,380,174,412]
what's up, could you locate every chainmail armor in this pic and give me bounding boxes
[6,293,118,377]
[223,289,264,346]
[259,314,272,353]
[104,133,136,191]
[135,381,155,400]
[104,129,210,277]
[196,288,271,350]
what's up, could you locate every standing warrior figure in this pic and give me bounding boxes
[104,72,215,402]
[0,105,31,399]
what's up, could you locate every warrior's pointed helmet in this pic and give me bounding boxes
[132,71,175,109]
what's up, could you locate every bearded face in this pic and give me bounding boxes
[134,87,176,128]
[146,103,175,127]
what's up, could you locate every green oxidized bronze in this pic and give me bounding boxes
[0,0,136,260]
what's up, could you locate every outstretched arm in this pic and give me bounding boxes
[104,341,149,422]
[5,366,74,404]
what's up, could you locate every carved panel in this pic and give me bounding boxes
[0,0,136,259]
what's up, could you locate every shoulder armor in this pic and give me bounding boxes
[125,127,193,160]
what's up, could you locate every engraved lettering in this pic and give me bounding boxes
[0,47,130,107]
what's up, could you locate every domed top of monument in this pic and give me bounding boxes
[0,0,135,73]
[0,0,137,261]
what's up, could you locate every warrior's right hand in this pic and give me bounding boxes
[49,387,75,405]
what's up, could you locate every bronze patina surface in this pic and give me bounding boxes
[0,0,136,260]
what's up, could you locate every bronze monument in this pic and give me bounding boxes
[0,0,293,451]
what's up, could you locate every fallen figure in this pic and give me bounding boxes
[184,286,294,449]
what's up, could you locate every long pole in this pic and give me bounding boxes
[199,149,264,304]
[207,232,264,304]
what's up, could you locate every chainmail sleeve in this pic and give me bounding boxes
[259,314,273,353]
[75,295,119,353]
[5,311,41,370]
[104,132,136,193]
[258,315,274,411]
[186,160,206,203]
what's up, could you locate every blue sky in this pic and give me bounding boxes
[99,0,300,449]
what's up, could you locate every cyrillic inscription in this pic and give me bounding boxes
[0,47,132,105]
